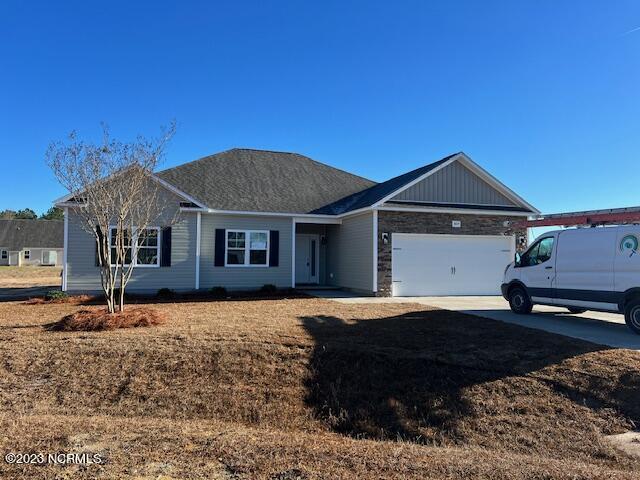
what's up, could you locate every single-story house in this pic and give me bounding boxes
[56,149,538,296]
[0,219,64,267]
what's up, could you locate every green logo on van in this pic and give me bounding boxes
[620,235,639,256]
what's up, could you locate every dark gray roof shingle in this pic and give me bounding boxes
[0,219,63,251]
[157,149,376,214]
[311,153,459,215]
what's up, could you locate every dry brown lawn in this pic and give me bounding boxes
[0,297,639,479]
[0,266,62,288]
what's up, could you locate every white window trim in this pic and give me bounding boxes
[224,229,269,267]
[108,226,161,268]
[23,250,30,260]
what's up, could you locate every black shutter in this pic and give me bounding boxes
[95,225,104,267]
[214,229,226,267]
[160,227,172,267]
[269,230,279,267]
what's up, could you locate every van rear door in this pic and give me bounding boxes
[554,228,616,309]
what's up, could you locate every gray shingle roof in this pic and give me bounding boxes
[157,149,376,214]
[0,219,63,251]
[311,153,459,215]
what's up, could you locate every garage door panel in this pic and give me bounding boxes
[392,234,514,296]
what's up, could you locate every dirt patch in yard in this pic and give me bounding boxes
[0,266,61,288]
[0,298,639,478]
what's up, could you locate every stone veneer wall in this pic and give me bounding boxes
[376,210,528,296]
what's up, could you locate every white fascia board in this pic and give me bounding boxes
[293,216,341,224]
[53,192,75,205]
[53,171,208,210]
[55,201,85,208]
[189,208,343,222]
[149,174,208,209]
[376,205,532,217]
[454,153,540,214]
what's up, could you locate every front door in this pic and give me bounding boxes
[295,234,319,284]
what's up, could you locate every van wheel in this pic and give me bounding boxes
[567,307,587,314]
[624,299,640,335]
[509,287,532,314]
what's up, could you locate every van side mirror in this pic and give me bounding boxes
[514,252,521,267]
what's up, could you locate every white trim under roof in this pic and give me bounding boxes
[54,171,208,210]
[376,205,533,217]
[371,153,540,214]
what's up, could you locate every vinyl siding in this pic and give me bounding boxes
[65,186,197,293]
[0,247,62,266]
[199,214,293,290]
[392,161,516,206]
[326,211,374,293]
[19,248,63,266]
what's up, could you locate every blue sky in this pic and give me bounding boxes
[1,0,638,216]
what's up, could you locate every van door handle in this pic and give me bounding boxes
[545,266,553,270]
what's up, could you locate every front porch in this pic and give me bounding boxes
[293,222,333,288]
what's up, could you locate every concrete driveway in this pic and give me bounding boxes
[308,291,640,350]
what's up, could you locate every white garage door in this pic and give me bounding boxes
[391,233,515,296]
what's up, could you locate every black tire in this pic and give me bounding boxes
[624,299,640,335]
[567,307,587,314]
[508,286,533,314]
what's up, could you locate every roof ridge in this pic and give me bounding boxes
[157,148,377,185]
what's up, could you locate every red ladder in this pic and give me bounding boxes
[511,206,640,229]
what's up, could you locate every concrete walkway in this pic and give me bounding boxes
[306,290,640,350]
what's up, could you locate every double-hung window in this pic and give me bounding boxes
[109,227,160,267]
[226,230,268,266]
[1,250,7,260]
[24,250,30,260]
[136,228,160,266]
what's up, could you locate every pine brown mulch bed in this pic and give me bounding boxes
[0,298,639,478]
[46,307,166,331]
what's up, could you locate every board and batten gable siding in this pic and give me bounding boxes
[326,211,374,294]
[199,214,293,290]
[65,185,197,293]
[391,161,517,207]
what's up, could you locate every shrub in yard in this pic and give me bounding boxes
[156,287,175,299]
[210,286,228,298]
[259,284,278,295]
[45,289,68,302]
[46,307,166,332]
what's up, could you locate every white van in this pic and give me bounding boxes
[501,225,640,334]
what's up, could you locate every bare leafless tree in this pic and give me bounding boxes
[47,123,177,313]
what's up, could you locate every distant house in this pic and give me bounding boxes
[0,219,64,267]
[56,149,538,296]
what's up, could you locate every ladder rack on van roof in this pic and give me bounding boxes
[511,206,640,228]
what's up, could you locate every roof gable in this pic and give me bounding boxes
[312,152,538,215]
[156,149,376,214]
[390,160,517,207]
[310,154,458,215]
[0,219,63,251]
